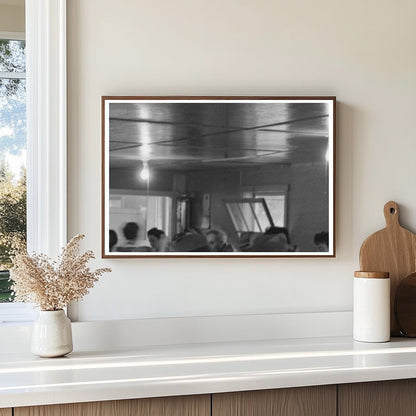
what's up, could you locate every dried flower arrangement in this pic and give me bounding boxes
[10,234,111,311]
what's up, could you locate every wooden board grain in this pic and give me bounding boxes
[359,201,416,335]
[339,380,416,416]
[212,386,336,416]
[0,409,12,416]
[14,395,210,416]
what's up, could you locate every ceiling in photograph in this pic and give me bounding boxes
[108,101,331,171]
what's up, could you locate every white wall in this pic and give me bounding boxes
[67,0,416,322]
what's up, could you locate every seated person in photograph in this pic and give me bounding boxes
[116,222,152,252]
[314,231,329,252]
[109,229,118,252]
[206,229,237,252]
[238,231,262,251]
[251,226,297,252]
[171,229,210,252]
[147,227,171,252]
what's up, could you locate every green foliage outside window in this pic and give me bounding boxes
[0,162,26,302]
[0,38,27,302]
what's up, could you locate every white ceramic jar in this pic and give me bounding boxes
[353,271,390,343]
[31,310,73,357]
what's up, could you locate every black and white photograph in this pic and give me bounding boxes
[102,97,335,257]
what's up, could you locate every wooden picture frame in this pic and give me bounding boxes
[102,96,336,258]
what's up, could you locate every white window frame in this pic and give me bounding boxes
[0,0,67,324]
[26,0,67,256]
[0,31,24,41]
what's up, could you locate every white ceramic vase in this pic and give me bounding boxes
[31,310,73,357]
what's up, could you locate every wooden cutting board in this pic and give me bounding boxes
[359,201,416,335]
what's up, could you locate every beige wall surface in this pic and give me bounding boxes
[67,0,416,321]
[0,4,24,33]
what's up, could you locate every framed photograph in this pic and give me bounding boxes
[102,96,335,258]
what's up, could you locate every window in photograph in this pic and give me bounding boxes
[243,191,287,229]
[224,198,274,234]
[109,192,172,252]
[256,194,286,228]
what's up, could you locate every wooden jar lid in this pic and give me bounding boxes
[354,271,390,279]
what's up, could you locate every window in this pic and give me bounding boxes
[109,192,173,250]
[243,186,288,228]
[252,193,286,228]
[224,187,288,236]
[0,0,67,324]
[0,36,27,304]
[224,198,274,234]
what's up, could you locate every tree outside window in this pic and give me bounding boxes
[0,38,27,302]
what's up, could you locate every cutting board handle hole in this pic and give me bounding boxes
[390,208,396,214]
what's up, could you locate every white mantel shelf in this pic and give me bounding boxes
[2,336,416,408]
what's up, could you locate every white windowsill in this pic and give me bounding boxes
[0,303,36,325]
